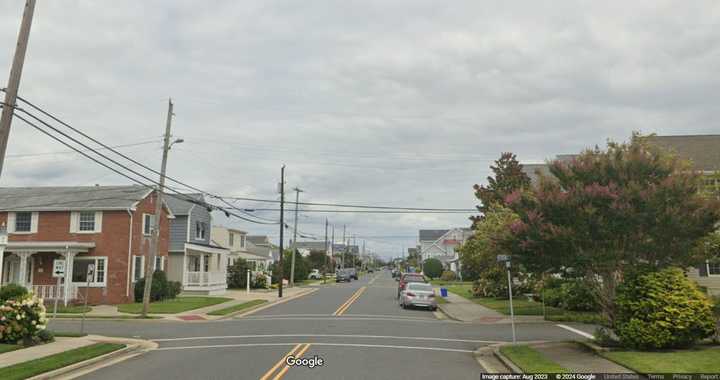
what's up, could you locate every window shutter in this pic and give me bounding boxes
[7,212,15,233]
[95,211,103,232]
[699,262,708,277]
[30,212,39,233]
[69,212,79,233]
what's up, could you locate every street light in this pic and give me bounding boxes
[169,138,184,149]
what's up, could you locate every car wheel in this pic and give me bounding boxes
[431,306,438,311]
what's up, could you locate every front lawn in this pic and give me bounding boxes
[0,343,124,380]
[603,346,720,373]
[48,305,91,314]
[207,299,267,316]
[429,280,473,286]
[117,296,232,314]
[500,345,567,373]
[0,343,21,354]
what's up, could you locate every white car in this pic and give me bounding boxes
[308,269,321,280]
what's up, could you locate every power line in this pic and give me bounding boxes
[238,208,472,214]
[225,196,475,212]
[6,139,159,159]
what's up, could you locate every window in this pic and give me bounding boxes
[229,232,234,246]
[133,255,145,282]
[79,211,96,231]
[143,214,155,236]
[15,212,32,232]
[708,260,720,276]
[240,235,246,248]
[154,256,164,271]
[195,221,206,240]
[71,257,107,286]
[203,254,210,272]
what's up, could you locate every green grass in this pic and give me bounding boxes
[445,284,606,323]
[500,345,568,373]
[47,305,91,314]
[0,343,124,380]
[602,346,720,373]
[429,280,473,286]
[436,296,447,304]
[0,343,21,354]
[117,296,232,314]
[51,331,88,338]
[207,299,267,316]
[51,314,162,319]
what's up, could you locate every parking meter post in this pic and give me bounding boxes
[506,261,516,345]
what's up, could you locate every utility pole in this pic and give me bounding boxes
[0,0,37,178]
[324,218,329,281]
[289,187,303,287]
[331,225,335,272]
[141,99,174,317]
[278,165,286,298]
[342,225,346,269]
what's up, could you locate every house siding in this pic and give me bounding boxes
[169,215,188,252]
[687,267,720,296]
[188,206,211,245]
[167,252,184,283]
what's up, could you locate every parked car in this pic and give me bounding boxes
[347,268,358,280]
[391,269,399,278]
[308,269,321,280]
[399,282,437,311]
[368,268,374,273]
[397,273,427,298]
[335,269,351,282]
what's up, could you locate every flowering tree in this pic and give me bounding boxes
[504,134,720,322]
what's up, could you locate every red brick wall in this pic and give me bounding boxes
[0,190,171,305]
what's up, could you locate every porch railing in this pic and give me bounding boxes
[184,271,227,287]
[31,284,78,301]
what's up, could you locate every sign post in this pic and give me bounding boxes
[80,264,94,335]
[52,259,65,319]
[497,255,516,344]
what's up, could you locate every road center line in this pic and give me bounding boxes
[155,342,475,354]
[332,286,366,316]
[153,333,502,344]
[556,324,595,339]
[259,343,302,380]
[272,343,311,380]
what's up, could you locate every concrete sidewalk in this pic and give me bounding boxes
[529,342,631,373]
[437,290,544,324]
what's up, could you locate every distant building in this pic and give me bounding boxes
[418,228,473,272]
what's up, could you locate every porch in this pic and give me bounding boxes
[0,241,96,305]
[181,242,228,295]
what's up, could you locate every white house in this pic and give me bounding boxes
[419,228,473,272]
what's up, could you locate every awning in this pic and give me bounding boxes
[4,241,95,252]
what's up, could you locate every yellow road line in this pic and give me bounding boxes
[331,287,363,316]
[259,344,302,380]
[333,286,366,316]
[272,343,311,380]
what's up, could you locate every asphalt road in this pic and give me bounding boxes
[49,270,591,380]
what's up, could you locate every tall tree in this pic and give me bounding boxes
[504,134,720,322]
[471,152,530,227]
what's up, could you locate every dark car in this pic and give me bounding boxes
[397,273,427,298]
[347,268,358,280]
[335,269,351,282]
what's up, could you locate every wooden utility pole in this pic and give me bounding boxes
[324,218,329,282]
[278,165,285,298]
[331,225,335,272]
[342,225,346,269]
[0,0,37,178]
[289,187,302,287]
[141,99,174,317]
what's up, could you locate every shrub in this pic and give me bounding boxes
[133,270,172,302]
[423,258,443,279]
[614,267,715,349]
[536,277,600,311]
[0,284,28,303]
[594,327,620,348]
[227,258,251,289]
[0,294,48,345]
[253,275,268,289]
[472,268,507,298]
[712,295,720,343]
[440,271,457,282]
[167,281,182,299]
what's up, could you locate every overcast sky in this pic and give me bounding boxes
[1,1,719,258]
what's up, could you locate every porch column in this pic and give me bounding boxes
[199,254,205,285]
[0,249,5,286]
[16,251,33,288]
[63,251,76,306]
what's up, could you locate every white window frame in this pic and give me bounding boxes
[707,260,720,277]
[8,211,38,234]
[142,214,154,236]
[195,221,206,240]
[240,235,246,249]
[132,255,145,282]
[154,256,165,271]
[70,211,102,233]
[71,256,108,287]
[229,232,234,247]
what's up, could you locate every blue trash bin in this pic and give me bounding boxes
[440,287,448,297]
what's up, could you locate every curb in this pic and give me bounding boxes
[221,288,319,320]
[492,345,523,373]
[27,335,157,380]
[474,345,512,373]
[436,303,463,322]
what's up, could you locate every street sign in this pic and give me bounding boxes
[52,259,65,277]
[86,263,95,278]
[496,254,511,262]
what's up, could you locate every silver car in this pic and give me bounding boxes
[399,282,438,311]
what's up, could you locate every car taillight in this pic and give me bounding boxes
[406,292,416,297]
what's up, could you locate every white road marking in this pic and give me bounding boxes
[153,333,502,344]
[231,316,458,324]
[240,314,436,321]
[556,324,595,339]
[155,342,475,354]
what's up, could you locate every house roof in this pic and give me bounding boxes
[165,193,205,216]
[419,229,449,242]
[247,235,270,246]
[646,135,720,172]
[0,185,154,212]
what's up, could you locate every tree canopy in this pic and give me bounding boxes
[471,152,530,227]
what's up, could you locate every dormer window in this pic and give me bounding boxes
[195,221,206,240]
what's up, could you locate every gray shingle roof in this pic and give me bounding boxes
[165,193,204,216]
[646,135,720,172]
[247,235,270,246]
[0,185,152,211]
[419,229,449,242]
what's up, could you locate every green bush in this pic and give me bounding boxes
[537,277,600,312]
[0,294,48,345]
[440,271,457,282]
[227,258,251,289]
[0,284,28,303]
[423,258,443,279]
[268,251,310,284]
[712,295,720,343]
[133,270,172,302]
[614,267,715,349]
[253,275,268,289]
[167,281,182,299]
[472,268,507,298]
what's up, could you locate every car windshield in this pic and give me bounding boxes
[404,275,425,282]
[407,283,433,292]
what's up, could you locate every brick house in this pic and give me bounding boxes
[0,186,172,305]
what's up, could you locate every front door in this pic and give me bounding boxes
[3,255,20,284]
